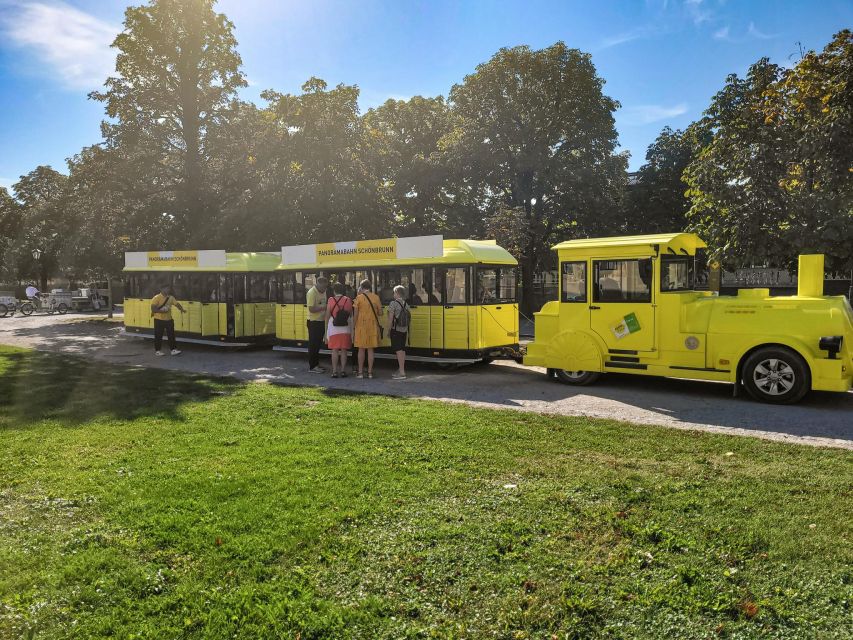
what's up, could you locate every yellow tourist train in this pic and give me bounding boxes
[122,232,853,403]
[524,233,853,404]
[122,237,521,361]
[123,250,281,345]
[273,236,520,363]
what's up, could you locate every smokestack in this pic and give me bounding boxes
[797,254,824,298]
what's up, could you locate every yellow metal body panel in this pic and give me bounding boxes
[525,233,853,394]
[254,303,275,337]
[430,306,444,349]
[477,303,519,349]
[443,305,469,349]
[201,303,220,336]
[408,305,431,349]
[294,305,308,341]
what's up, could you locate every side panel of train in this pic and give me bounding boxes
[123,272,277,344]
[274,265,519,362]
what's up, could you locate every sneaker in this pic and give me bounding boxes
[170,349,182,356]
[154,351,164,356]
[309,366,326,374]
[356,372,364,379]
[392,372,407,380]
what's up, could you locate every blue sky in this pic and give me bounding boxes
[0,0,850,193]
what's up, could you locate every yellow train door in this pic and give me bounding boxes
[589,258,655,352]
[200,273,221,336]
[438,267,469,350]
[475,266,519,348]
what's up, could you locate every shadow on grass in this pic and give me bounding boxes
[0,348,240,428]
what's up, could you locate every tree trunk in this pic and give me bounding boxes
[179,8,204,243]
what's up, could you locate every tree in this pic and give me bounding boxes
[10,167,70,290]
[622,127,697,234]
[445,42,626,311]
[91,0,246,243]
[363,96,457,235]
[685,30,853,271]
[251,78,382,245]
[0,187,22,282]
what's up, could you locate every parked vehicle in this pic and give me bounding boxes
[524,233,853,404]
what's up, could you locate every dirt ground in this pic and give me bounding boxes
[2,312,852,449]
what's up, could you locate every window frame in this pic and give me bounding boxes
[660,255,695,293]
[560,261,588,303]
[592,258,653,303]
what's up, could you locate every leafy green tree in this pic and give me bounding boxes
[363,96,457,235]
[685,30,853,271]
[250,78,382,245]
[445,42,626,310]
[91,0,246,243]
[10,167,70,289]
[623,127,697,234]
[0,187,22,282]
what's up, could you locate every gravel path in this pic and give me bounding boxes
[2,313,852,450]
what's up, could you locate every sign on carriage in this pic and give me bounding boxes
[281,235,443,266]
[124,250,227,269]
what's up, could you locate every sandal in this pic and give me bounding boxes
[356,372,364,379]
[331,372,339,378]
[367,371,374,379]
[339,371,348,378]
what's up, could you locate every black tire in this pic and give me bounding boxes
[0,303,7,318]
[741,347,810,404]
[437,362,460,371]
[20,302,34,316]
[554,369,601,386]
[57,303,68,315]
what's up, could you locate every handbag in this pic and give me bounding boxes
[361,292,384,340]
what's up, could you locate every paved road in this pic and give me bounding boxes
[2,313,852,449]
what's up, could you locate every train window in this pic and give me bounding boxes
[430,269,445,305]
[294,272,307,303]
[376,270,400,304]
[247,274,270,302]
[661,256,694,292]
[171,273,194,300]
[497,268,517,303]
[199,274,220,302]
[445,267,468,304]
[279,272,295,303]
[139,273,161,298]
[231,275,247,303]
[561,262,587,302]
[477,269,497,303]
[125,275,137,298]
[393,268,428,305]
[593,259,652,303]
[478,267,517,304]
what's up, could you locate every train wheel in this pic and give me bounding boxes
[57,303,68,315]
[0,303,7,318]
[554,369,601,386]
[742,347,809,404]
[20,302,34,316]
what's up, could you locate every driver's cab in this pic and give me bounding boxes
[527,233,713,373]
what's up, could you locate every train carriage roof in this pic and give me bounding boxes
[124,252,281,272]
[276,239,517,270]
[552,233,706,255]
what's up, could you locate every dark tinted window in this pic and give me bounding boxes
[660,256,694,292]
[376,270,401,304]
[561,262,587,302]
[593,259,652,303]
[171,273,194,299]
[246,274,272,302]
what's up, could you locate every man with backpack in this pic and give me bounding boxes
[386,285,411,380]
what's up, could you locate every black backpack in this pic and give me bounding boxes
[392,299,410,330]
[330,296,350,327]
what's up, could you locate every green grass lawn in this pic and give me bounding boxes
[1,345,851,639]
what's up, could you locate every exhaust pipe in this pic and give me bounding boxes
[797,254,824,298]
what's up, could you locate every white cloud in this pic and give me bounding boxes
[598,25,665,50]
[713,25,730,40]
[684,0,712,25]
[747,22,778,40]
[1,1,119,90]
[619,102,689,126]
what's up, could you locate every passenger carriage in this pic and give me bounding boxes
[123,250,281,345]
[273,236,520,364]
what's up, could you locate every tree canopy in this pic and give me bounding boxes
[1,0,850,292]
